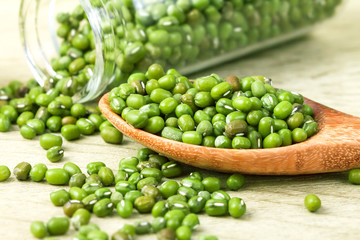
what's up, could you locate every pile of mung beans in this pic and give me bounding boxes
[49,0,342,94]
[2,147,360,240]
[3,147,248,239]
[0,78,123,147]
[110,63,319,149]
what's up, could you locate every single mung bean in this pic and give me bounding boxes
[69,173,86,188]
[71,103,87,118]
[182,213,200,230]
[46,116,62,132]
[205,199,228,216]
[71,208,91,230]
[287,112,304,130]
[30,163,48,182]
[137,148,156,162]
[86,174,102,184]
[134,195,156,213]
[99,120,113,132]
[61,124,81,141]
[273,101,293,119]
[115,181,136,195]
[46,146,64,163]
[182,131,203,145]
[211,190,230,200]
[0,165,11,182]
[125,110,149,128]
[93,198,114,217]
[120,223,136,237]
[149,154,169,165]
[157,228,176,240]
[140,167,162,182]
[98,167,115,186]
[302,121,318,138]
[128,172,142,185]
[63,200,85,217]
[304,194,321,212]
[63,162,82,177]
[62,116,77,126]
[82,182,103,195]
[142,185,161,200]
[50,189,70,206]
[152,217,167,233]
[188,195,207,213]
[202,177,221,193]
[46,168,69,185]
[181,177,204,192]
[292,128,307,143]
[120,164,139,176]
[152,200,168,217]
[198,191,211,201]
[348,169,360,184]
[40,134,63,150]
[46,217,70,236]
[116,199,133,218]
[263,133,282,148]
[115,170,128,183]
[168,199,190,213]
[110,191,123,205]
[214,135,232,148]
[134,220,152,235]
[161,126,183,142]
[232,136,251,149]
[0,114,11,132]
[228,197,246,218]
[13,162,31,181]
[76,118,96,135]
[159,180,180,199]
[20,124,36,139]
[101,126,123,144]
[0,105,18,122]
[176,225,192,240]
[189,172,202,181]
[161,161,182,178]
[30,221,48,238]
[177,186,197,199]
[69,187,88,201]
[226,174,245,191]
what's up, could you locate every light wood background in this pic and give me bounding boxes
[1,0,360,239]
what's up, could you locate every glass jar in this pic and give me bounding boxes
[19,0,343,102]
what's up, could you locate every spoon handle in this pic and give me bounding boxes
[304,100,360,172]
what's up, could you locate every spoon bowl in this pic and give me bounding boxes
[99,93,360,175]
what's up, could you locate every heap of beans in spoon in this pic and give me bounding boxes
[110,63,319,149]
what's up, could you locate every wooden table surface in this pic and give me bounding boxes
[1,0,360,239]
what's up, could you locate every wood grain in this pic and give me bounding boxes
[1,0,360,239]
[99,93,360,175]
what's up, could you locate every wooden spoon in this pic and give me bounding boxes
[99,93,360,175]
